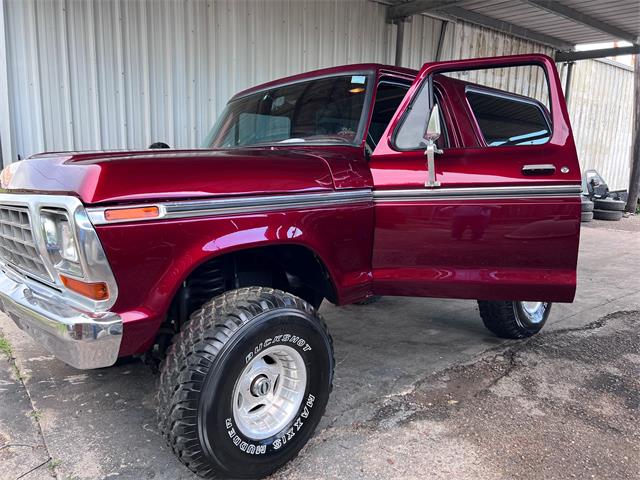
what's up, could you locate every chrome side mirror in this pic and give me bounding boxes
[424,104,442,143]
[424,104,443,188]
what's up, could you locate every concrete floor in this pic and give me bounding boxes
[0,217,638,480]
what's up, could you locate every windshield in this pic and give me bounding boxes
[203,74,370,148]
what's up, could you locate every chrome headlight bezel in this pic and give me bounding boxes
[40,208,83,277]
[0,193,118,312]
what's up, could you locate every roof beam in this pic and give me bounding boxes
[443,6,574,50]
[521,0,638,45]
[556,44,640,62]
[387,0,469,21]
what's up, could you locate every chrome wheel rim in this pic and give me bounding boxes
[519,301,546,324]
[231,345,307,440]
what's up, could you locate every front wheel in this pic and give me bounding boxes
[478,300,551,339]
[158,287,334,479]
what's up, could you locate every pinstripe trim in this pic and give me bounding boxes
[86,190,373,225]
[87,184,582,225]
[373,185,582,202]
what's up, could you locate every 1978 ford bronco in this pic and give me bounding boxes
[0,54,581,478]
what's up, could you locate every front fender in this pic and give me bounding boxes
[95,204,374,356]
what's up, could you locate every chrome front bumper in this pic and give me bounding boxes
[0,269,122,369]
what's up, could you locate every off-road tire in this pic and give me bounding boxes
[478,301,551,339]
[581,211,593,223]
[158,287,334,479]
[593,198,625,211]
[593,208,623,221]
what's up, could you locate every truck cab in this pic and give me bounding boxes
[0,54,581,479]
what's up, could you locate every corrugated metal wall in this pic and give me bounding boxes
[404,13,634,190]
[2,0,393,158]
[564,59,634,190]
[402,14,557,65]
[401,15,555,105]
[1,0,634,189]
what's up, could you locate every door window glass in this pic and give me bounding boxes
[393,91,447,151]
[393,64,552,150]
[443,64,552,147]
[466,89,551,146]
[367,82,409,148]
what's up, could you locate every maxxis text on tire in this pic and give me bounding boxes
[593,208,623,221]
[581,211,593,223]
[157,287,334,479]
[477,301,551,339]
[593,198,625,212]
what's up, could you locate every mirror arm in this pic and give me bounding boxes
[424,140,441,188]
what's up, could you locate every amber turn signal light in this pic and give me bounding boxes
[104,206,160,222]
[60,275,109,301]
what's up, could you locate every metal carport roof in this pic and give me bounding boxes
[386,0,640,60]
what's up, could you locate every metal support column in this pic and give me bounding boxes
[0,0,14,168]
[435,20,448,61]
[394,19,405,67]
[564,61,575,109]
[626,54,640,213]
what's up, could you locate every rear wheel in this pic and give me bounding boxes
[158,287,334,479]
[478,300,551,339]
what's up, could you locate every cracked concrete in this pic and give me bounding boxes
[0,218,639,480]
[313,309,638,480]
[0,341,53,479]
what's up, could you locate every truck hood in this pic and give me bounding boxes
[1,148,337,205]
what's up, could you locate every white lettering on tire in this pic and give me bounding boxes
[271,394,316,451]
[244,333,312,364]
[226,393,316,454]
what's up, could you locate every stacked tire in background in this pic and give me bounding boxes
[581,169,626,223]
[581,196,594,223]
[593,197,625,221]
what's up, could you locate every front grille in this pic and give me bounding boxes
[0,205,51,281]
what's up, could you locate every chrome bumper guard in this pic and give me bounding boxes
[0,269,122,369]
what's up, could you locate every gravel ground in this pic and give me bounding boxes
[0,218,639,480]
[272,310,639,480]
[584,213,640,233]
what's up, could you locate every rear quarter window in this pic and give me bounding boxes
[466,89,551,147]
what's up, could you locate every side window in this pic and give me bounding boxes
[442,64,551,148]
[393,89,448,151]
[367,82,409,148]
[466,89,551,146]
[393,65,551,151]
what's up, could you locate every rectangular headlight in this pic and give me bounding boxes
[41,209,82,276]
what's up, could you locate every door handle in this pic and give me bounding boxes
[522,164,556,176]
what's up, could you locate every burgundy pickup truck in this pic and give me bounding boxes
[0,54,581,478]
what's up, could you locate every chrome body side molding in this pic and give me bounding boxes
[87,190,374,225]
[87,185,582,226]
[373,185,582,202]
